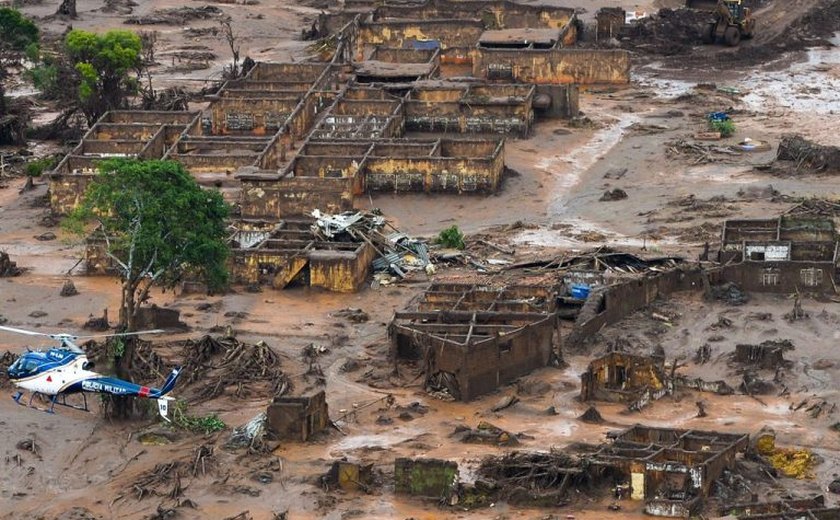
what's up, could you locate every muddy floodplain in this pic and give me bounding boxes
[2,0,840,518]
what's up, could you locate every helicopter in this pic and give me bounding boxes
[1,325,181,421]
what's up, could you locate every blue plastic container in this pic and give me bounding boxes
[570,284,591,300]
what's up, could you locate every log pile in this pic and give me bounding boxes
[666,138,740,164]
[777,135,840,172]
[475,450,589,502]
[786,198,840,217]
[180,336,290,402]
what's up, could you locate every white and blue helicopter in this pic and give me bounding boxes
[1,325,181,420]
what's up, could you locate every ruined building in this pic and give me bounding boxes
[48,0,629,222]
[390,282,559,400]
[592,425,749,517]
[718,216,839,293]
[580,352,667,410]
[227,219,376,292]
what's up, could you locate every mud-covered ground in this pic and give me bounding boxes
[1,0,840,518]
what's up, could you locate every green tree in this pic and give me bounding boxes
[66,159,229,418]
[67,159,229,332]
[0,8,38,144]
[0,7,39,52]
[64,29,142,124]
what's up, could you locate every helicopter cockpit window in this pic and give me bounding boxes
[9,358,40,376]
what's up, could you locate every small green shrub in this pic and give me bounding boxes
[437,225,465,250]
[25,156,57,177]
[171,402,226,434]
[709,118,735,137]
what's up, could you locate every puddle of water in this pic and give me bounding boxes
[741,39,840,115]
[639,35,840,116]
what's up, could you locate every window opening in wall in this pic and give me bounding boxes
[615,365,627,386]
[800,268,823,287]
[487,63,513,80]
[761,269,779,286]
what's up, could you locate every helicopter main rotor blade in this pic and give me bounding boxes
[74,329,166,339]
[0,325,54,337]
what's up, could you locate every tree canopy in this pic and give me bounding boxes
[67,159,229,330]
[0,7,39,52]
[64,29,142,123]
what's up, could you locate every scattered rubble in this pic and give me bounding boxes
[599,188,628,201]
[331,307,369,323]
[578,406,604,423]
[0,251,22,277]
[667,138,741,165]
[452,421,520,446]
[59,279,78,297]
[708,282,748,305]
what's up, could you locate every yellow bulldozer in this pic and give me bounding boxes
[686,0,756,46]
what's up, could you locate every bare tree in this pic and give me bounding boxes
[220,18,240,79]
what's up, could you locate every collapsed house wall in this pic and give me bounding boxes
[391,283,558,400]
[48,111,197,215]
[266,391,330,441]
[49,173,95,216]
[227,219,376,292]
[720,261,836,293]
[394,458,458,498]
[592,426,749,517]
[309,242,377,292]
[580,352,666,407]
[568,268,708,348]
[717,216,839,293]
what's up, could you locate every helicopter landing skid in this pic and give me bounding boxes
[16,391,90,414]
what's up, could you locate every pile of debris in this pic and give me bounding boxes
[469,450,588,506]
[621,8,710,55]
[311,210,431,280]
[125,5,222,25]
[179,335,290,402]
[82,337,169,384]
[786,197,840,217]
[82,335,290,402]
[707,282,748,305]
[667,138,741,165]
[0,251,22,277]
[776,134,840,173]
[129,444,216,500]
[452,422,520,446]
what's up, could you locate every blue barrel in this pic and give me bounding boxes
[571,284,591,300]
